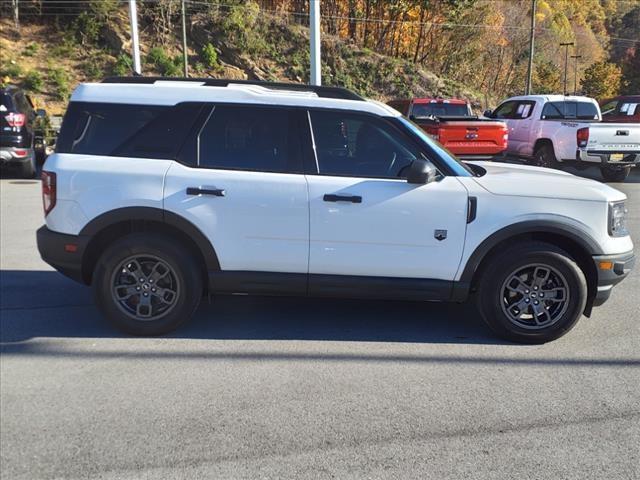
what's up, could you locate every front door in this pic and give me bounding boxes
[305,110,469,288]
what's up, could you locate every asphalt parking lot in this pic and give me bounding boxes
[1,166,639,480]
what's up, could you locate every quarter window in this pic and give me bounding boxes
[309,110,422,178]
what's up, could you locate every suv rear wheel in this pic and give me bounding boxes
[19,156,36,179]
[476,242,587,343]
[93,234,203,335]
[600,166,630,182]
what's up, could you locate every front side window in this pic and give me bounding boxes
[197,105,300,173]
[309,110,422,178]
[492,101,518,119]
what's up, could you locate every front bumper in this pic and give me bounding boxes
[577,149,640,166]
[592,251,635,307]
[37,226,90,284]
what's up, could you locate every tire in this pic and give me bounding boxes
[600,166,630,182]
[533,143,558,169]
[93,233,203,335]
[19,157,36,178]
[476,242,587,344]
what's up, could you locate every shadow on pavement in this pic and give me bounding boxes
[0,269,503,345]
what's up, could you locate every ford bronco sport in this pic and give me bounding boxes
[37,78,635,343]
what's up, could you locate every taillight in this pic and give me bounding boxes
[13,149,28,157]
[425,126,440,142]
[41,171,57,216]
[5,112,25,128]
[577,127,589,148]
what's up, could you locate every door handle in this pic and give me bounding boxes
[186,187,225,197]
[323,194,362,203]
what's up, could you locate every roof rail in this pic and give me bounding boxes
[101,76,365,101]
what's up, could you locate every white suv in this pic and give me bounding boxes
[37,78,635,343]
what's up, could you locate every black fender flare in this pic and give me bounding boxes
[458,220,601,286]
[80,206,220,272]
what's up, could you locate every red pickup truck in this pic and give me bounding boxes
[387,98,508,159]
[600,95,640,123]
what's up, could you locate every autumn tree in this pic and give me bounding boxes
[533,60,562,94]
[581,61,622,100]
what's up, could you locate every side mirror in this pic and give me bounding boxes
[36,109,47,117]
[483,109,493,118]
[407,159,437,185]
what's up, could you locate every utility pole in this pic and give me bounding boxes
[128,0,142,75]
[12,0,19,31]
[525,0,536,95]
[571,54,582,95]
[309,0,321,86]
[181,0,188,77]
[560,42,574,95]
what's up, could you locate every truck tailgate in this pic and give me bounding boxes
[416,118,508,157]
[587,123,640,152]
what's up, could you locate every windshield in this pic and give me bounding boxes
[397,117,474,177]
[412,103,469,117]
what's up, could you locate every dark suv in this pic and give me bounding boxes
[1,85,46,178]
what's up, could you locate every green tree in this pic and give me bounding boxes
[621,51,640,95]
[580,61,622,100]
[533,60,562,94]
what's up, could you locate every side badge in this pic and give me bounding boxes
[434,229,447,241]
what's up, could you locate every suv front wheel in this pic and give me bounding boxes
[93,233,203,335]
[476,242,587,343]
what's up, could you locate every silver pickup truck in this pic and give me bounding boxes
[485,95,640,181]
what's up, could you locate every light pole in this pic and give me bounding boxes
[570,54,582,95]
[525,0,537,95]
[560,42,574,95]
[128,0,142,75]
[181,0,188,77]
[309,0,321,86]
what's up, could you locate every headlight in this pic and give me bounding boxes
[609,201,629,237]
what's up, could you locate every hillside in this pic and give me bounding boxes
[2,2,487,115]
[1,0,638,116]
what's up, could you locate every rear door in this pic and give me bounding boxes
[163,104,309,274]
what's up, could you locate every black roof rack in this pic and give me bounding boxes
[101,76,365,101]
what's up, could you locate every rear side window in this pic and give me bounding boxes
[196,104,301,173]
[0,93,13,112]
[56,102,202,159]
[541,101,599,120]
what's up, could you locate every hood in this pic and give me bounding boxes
[467,161,627,203]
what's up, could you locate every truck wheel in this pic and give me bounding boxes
[533,144,558,169]
[476,242,587,344]
[19,157,36,179]
[600,166,630,182]
[93,233,203,335]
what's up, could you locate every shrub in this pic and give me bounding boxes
[146,47,181,77]
[23,70,44,92]
[112,54,133,76]
[0,62,22,78]
[83,58,104,80]
[23,43,39,57]
[48,67,71,100]
[202,43,222,71]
